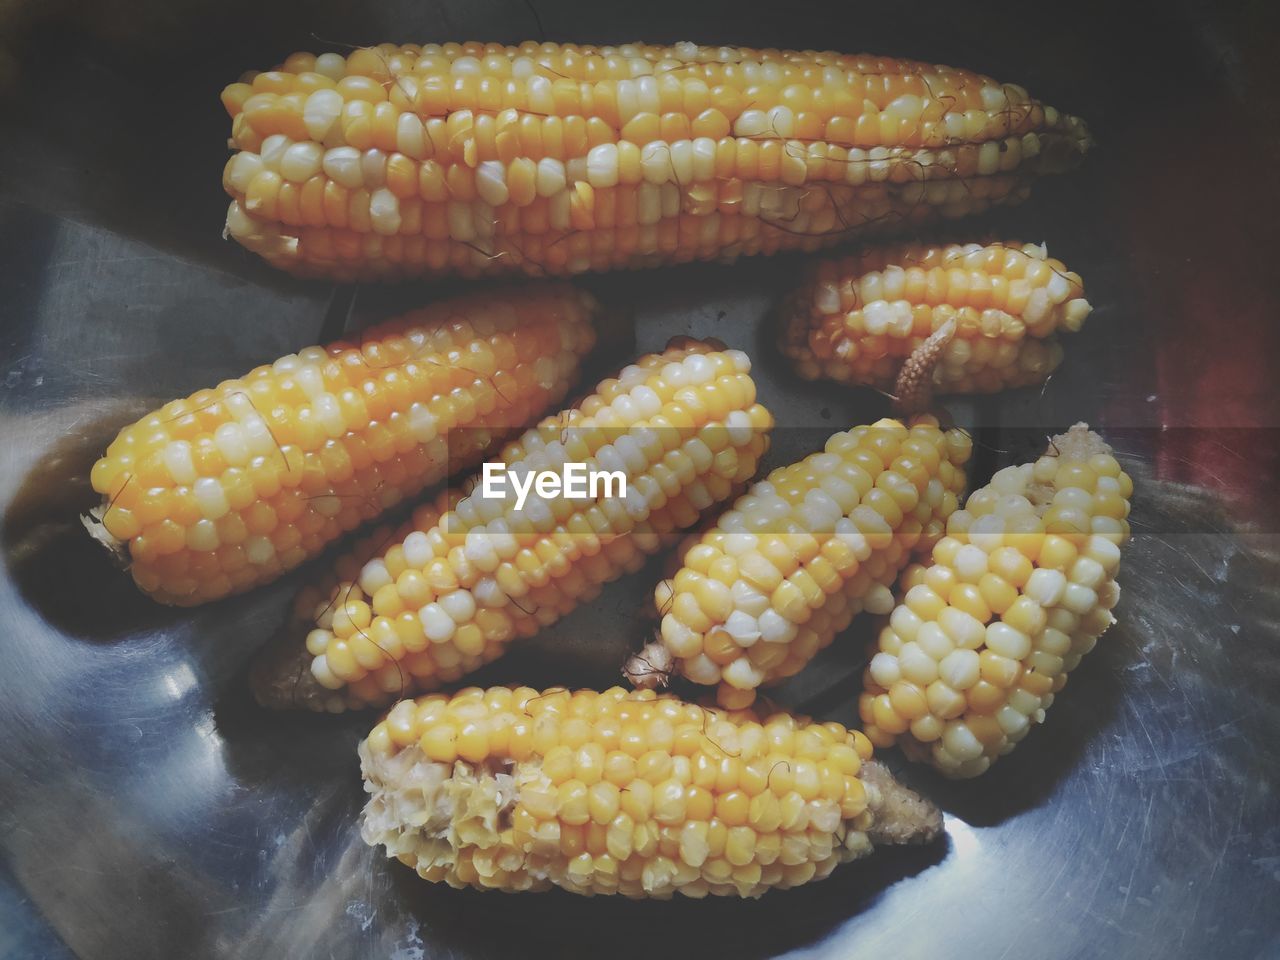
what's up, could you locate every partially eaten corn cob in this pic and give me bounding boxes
[84,285,597,605]
[860,423,1132,777]
[252,339,773,711]
[779,241,1091,410]
[222,41,1090,280]
[626,417,971,709]
[360,685,941,898]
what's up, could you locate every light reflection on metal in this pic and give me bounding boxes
[944,814,981,860]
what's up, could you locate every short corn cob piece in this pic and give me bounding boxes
[84,285,597,605]
[626,417,972,709]
[779,241,1091,411]
[252,339,773,711]
[860,423,1132,777]
[360,685,941,898]
[222,41,1090,280]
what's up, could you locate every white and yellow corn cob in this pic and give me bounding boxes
[779,241,1091,410]
[860,423,1132,777]
[222,41,1090,279]
[252,339,773,711]
[360,685,941,898]
[85,286,597,605]
[626,417,971,709]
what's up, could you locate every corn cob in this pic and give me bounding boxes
[252,339,773,711]
[84,285,597,605]
[360,684,941,898]
[221,41,1090,280]
[779,241,1091,411]
[860,423,1132,777]
[625,417,971,709]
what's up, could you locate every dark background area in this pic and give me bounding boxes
[1,2,1278,958]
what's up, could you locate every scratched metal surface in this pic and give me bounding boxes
[1,1,1279,958]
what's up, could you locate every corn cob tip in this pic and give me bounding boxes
[80,504,130,567]
[1046,422,1109,462]
[892,318,956,415]
[250,627,335,711]
[621,639,675,690]
[1043,113,1093,169]
[860,759,943,845]
[665,334,728,354]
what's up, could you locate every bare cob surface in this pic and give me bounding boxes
[625,417,972,708]
[252,338,773,711]
[779,241,1091,409]
[85,286,597,605]
[860,424,1132,777]
[222,41,1090,279]
[359,685,941,898]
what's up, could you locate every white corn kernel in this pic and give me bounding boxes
[985,622,1031,660]
[163,441,198,485]
[323,146,364,188]
[1019,568,1064,608]
[722,657,765,690]
[475,161,509,206]
[213,423,250,466]
[587,144,620,188]
[939,648,980,690]
[303,89,343,141]
[227,152,265,193]
[314,52,346,81]
[419,603,456,642]
[369,188,401,236]
[186,519,220,552]
[193,477,230,520]
[941,721,984,762]
[358,559,393,595]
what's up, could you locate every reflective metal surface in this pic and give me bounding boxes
[2,2,1278,958]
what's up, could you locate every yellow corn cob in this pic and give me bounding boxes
[84,285,597,605]
[252,339,774,711]
[359,685,941,898]
[860,423,1132,777]
[221,41,1090,280]
[626,417,971,709]
[779,241,1091,410]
